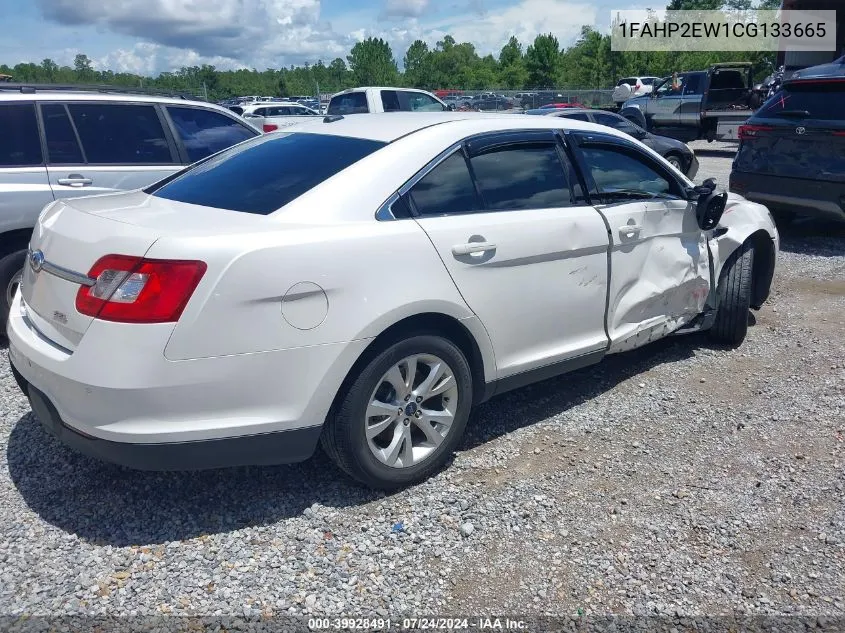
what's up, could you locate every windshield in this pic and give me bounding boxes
[148,133,387,214]
[758,81,845,121]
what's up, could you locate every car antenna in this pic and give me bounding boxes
[323,114,344,123]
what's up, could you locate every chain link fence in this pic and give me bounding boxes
[437,89,616,111]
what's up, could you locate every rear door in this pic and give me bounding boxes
[570,132,710,353]
[43,101,181,200]
[409,130,611,378]
[733,79,845,184]
[0,102,52,233]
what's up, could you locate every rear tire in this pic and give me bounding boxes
[321,335,473,490]
[709,241,754,346]
[0,249,26,329]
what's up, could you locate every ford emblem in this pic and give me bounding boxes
[29,249,45,273]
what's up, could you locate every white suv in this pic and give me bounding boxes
[0,84,260,323]
[327,87,449,115]
[612,76,659,105]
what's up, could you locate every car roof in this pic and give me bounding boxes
[332,87,436,95]
[0,87,218,108]
[279,111,624,143]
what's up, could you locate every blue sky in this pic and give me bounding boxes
[3,0,646,75]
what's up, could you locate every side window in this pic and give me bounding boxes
[41,103,84,164]
[167,106,258,163]
[328,92,369,115]
[580,145,679,200]
[0,104,42,166]
[469,143,573,210]
[683,74,703,95]
[409,152,480,216]
[254,108,268,116]
[404,92,444,112]
[592,112,624,128]
[381,90,401,112]
[67,103,172,164]
[561,112,590,122]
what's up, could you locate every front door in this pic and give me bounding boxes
[406,131,611,378]
[572,134,710,353]
[647,77,684,127]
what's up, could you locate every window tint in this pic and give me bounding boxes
[758,81,845,121]
[617,78,636,86]
[561,112,590,122]
[167,106,257,163]
[470,144,572,210]
[592,112,624,128]
[641,78,656,85]
[409,152,480,216]
[68,103,171,164]
[328,92,368,115]
[150,132,386,215]
[683,74,703,95]
[0,104,42,166]
[381,90,444,112]
[581,146,676,200]
[42,104,84,164]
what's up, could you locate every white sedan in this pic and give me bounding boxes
[7,113,778,489]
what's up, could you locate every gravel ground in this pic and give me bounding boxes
[1,151,843,621]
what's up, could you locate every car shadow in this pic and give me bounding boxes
[777,220,845,256]
[7,332,723,547]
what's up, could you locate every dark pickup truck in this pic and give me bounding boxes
[620,63,756,143]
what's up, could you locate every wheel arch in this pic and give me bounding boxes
[620,106,647,129]
[336,312,495,412]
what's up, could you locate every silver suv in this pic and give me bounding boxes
[0,84,261,323]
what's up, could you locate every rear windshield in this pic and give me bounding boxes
[149,133,386,214]
[757,81,845,121]
[617,78,636,86]
[641,78,656,85]
[328,92,369,115]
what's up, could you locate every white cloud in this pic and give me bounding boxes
[33,0,606,74]
[383,0,431,19]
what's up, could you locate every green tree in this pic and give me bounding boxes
[498,36,528,88]
[347,37,399,86]
[74,53,94,82]
[666,0,724,9]
[403,40,432,87]
[525,33,561,88]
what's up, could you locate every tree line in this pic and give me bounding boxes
[1,0,780,101]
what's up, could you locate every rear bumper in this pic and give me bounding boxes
[15,373,322,470]
[7,292,370,468]
[730,171,845,223]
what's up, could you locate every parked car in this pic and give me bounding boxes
[527,108,699,178]
[327,87,449,115]
[791,54,845,79]
[621,63,757,142]
[611,76,659,106]
[472,96,514,111]
[240,102,322,132]
[8,112,778,489]
[0,84,260,324]
[539,102,583,109]
[729,76,845,224]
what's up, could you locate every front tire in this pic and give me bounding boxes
[322,335,473,489]
[0,249,26,329]
[665,153,684,172]
[709,241,754,346]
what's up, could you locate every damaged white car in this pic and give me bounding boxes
[7,113,778,489]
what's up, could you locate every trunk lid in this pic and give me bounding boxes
[20,191,270,351]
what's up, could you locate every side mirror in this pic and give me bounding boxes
[696,188,728,230]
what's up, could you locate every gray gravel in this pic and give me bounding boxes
[1,151,844,619]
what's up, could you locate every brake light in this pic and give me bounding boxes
[832,131,845,136]
[75,255,207,323]
[636,82,641,90]
[738,124,773,140]
[263,123,278,133]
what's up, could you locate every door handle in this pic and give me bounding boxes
[452,242,496,256]
[57,174,93,187]
[618,224,642,238]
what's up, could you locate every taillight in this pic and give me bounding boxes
[738,124,773,140]
[635,82,641,90]
[263,123,278,133]
[75,255,207,323]
[832,130,845,137]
